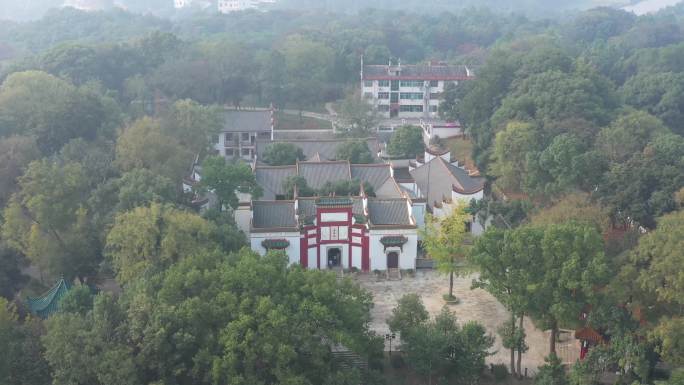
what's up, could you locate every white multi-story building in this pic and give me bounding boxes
[174,0,192,8]
[361,60,473,119]
[218,0,255,12]
[217,0,275,13]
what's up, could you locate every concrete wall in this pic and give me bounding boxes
[368,229,418,270]
[411,202,426,232]
[250,232,301,266]
[234,206,251,236]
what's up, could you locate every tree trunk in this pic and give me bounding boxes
[517,315,524,378]
[510,313,516,376]
[549,320,558,356]
[449,270,454,298]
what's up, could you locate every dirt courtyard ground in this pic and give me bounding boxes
[354,270,580,373]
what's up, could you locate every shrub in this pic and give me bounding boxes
[390,354,405,369]
[492,364,509,382]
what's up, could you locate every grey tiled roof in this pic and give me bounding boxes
[442,161,486,193]
[392,167,414,183]
[297,198,317,217]
[350,164,392,191]
[367,199,412,226]
[363,64,471,80]
[223,110,272,133]
[252,201,297,229]
[256,138,380,163]
[297,161,351,190]
[410,157,484,209]
[255,166,296,196]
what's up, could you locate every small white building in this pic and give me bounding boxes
[250,196,418,272]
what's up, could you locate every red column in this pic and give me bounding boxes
[361,233,370,272]
[300,236,308,269]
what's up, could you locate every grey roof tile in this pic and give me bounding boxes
[223,110,272,133]
[410,157,485,208]
[367,199,412,226]
[297,161,351,190]
[350,164,392,192]
[255,166,296,196]
[252,201,297,229]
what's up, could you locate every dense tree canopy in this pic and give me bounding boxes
[105,203,224,285]
[44,249,383,385]
[261,143,306,166]
[335,140,375,164]
[386,125,424,159]
[115,117,193,182]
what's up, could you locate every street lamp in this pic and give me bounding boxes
[385,332,396,357]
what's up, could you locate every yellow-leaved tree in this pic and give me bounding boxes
[421,201,471,300]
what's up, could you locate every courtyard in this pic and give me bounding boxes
[354,270,581,372]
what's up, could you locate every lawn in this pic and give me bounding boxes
[275,111,333,130]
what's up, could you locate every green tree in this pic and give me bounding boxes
[535,354,568,385]
[115,117,193,182]
[400,305,493,385]
[0,298,50,385]
[498,319,528,377]
[0,245,27,300]
[596,110,669,164]
[282,175,315,198]
[387,125,424,159]
[597,132,684,228]
[387,293,429,335]
[439,81,463,122]
[199,156,262,209]
[530,224,609,355]
[58,138,116,188]
[623,210,684,365]
[335,140,374,164]
[43,293,138,385]
[113,168,177,212]
[58,285,94,315]
[160,99,223,156]
[280,35,335,113]
[261,143,306,166]
[0,136,40,207]
[526,133,594,196]
[422,202,471,300]
[338,92,379,137]
[622,72,684,136]
[472,226,540,375]
[104,203,222,285]
[126,249,380,384]
[0,71,119,154]
[1,159,98,280]
[489,121,540,192]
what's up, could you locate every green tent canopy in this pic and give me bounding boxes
[26,278,71,319]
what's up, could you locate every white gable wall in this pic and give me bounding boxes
[250,232,301,266]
